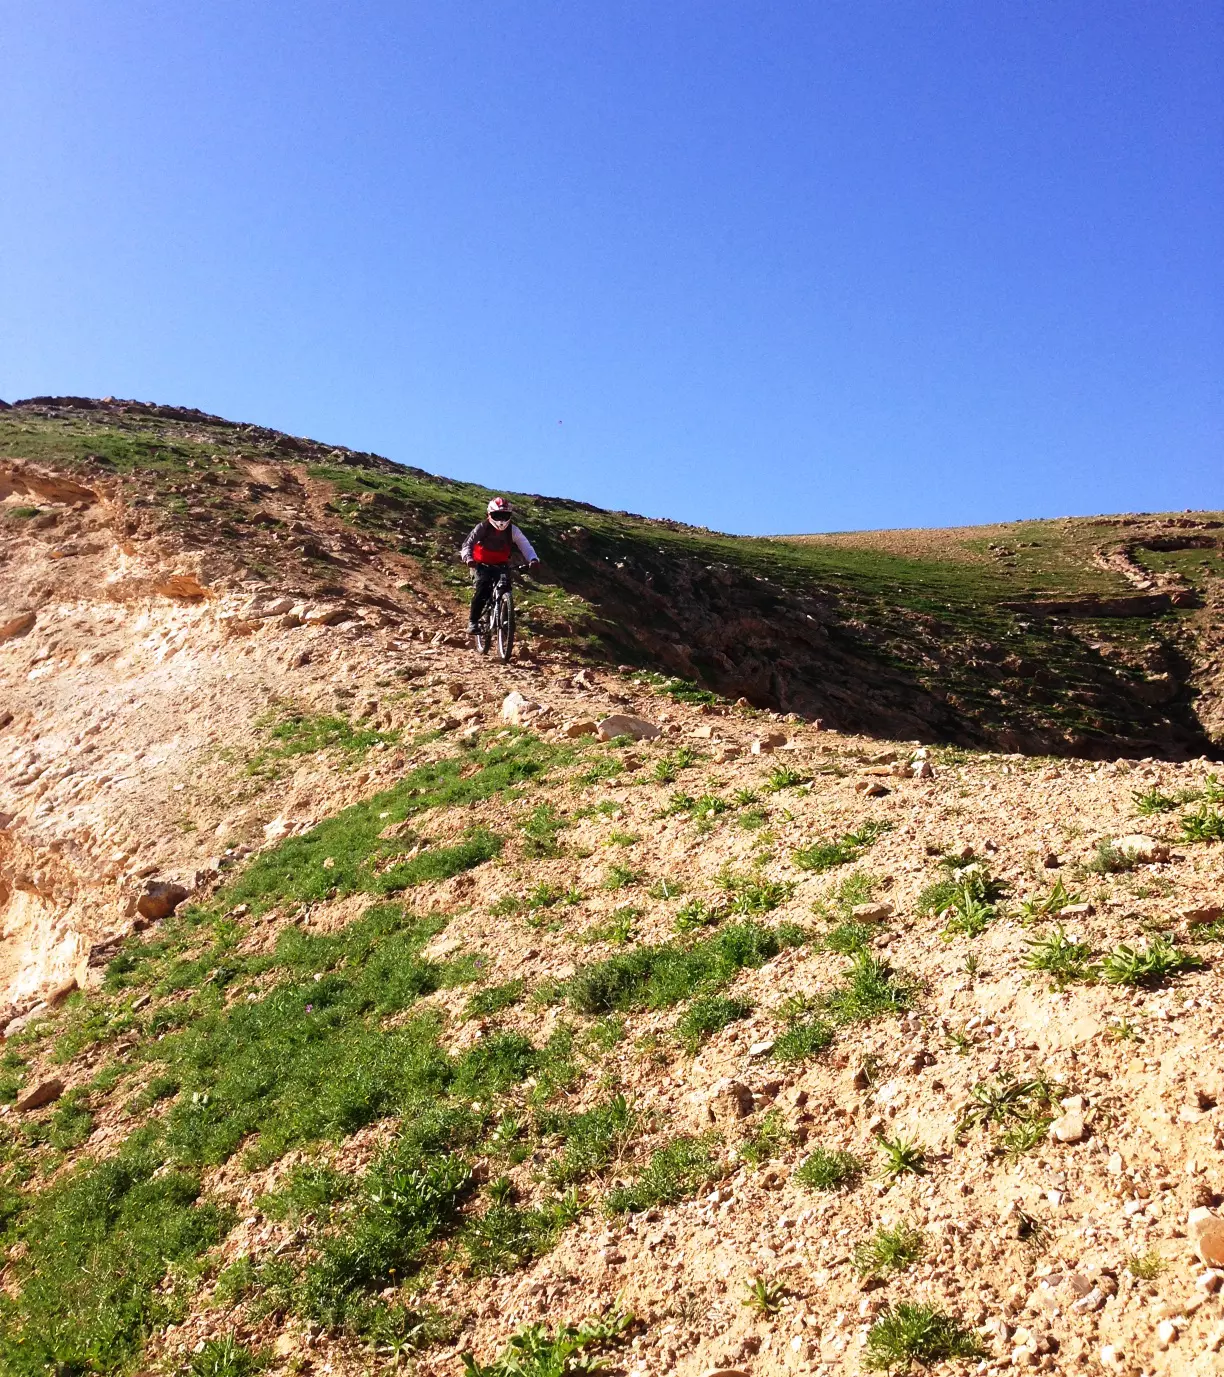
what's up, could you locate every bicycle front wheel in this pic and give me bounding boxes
[496,589,515,661]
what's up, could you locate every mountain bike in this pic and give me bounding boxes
[474,568,516,661]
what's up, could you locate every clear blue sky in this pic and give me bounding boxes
[3,2,1220,534]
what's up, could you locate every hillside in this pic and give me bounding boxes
[0,396,1223,1377]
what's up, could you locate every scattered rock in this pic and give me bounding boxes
[17,1078,64,1112]
[46,977,78,1006]
[714,746,742,763]
[1043,852,1062,868]
[303,604,349,626]
[1188,1208,1224,1267]
[1182,905,1223,927]
[501,691,533,725]
[750,732,787,754]
[136,880,190,922]
[0,611,36,642]
[1049,1111,1086,1143]
[562,719,598,738]
[855,780,890,797]
[851,901,893,922]
[597,714,660,742]
[1115,833,1170,864]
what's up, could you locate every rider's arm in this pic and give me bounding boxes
[511,527,539,564]
[459,524,481,564]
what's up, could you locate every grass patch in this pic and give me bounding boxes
[794,821,891,872]
[676,995,751,1051]
[539,1094,637,1186]
[581,906,639,945]
[957,1072,1061,1156]
[715,870,795,914]
[821,921,875,955]
[795,1146,863,1191]
[246,708,399,778]
[863,1304,983,1371]
[461,1312,631,1377]
[1018,877,1081,921]
[461,1192,582,1276]
[568,922,783,1014]
[606,1134,721,1214]
[1100,937,1203,986]
[876,1135,927,1179]
[1181,803,1224,843]
[520,804,568,858]
[1024,928,1097,987]
[602,863,637,891]
[465,980,526,1019]
[737,1109,791,1167]
[853,1222,925,1277]
[673,899,720,933]
[211,736,562,915]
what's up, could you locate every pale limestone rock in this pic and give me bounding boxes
[1049,1110,1085,1143]
[1188,1208,1224,1267]
[17,1077,64,1111]
[597,713,660,742]
[1115,833,1170,864]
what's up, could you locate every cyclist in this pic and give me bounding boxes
[460,497,540,635]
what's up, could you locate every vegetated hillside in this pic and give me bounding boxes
[1,396,1223,1377]
[2,395,1223,759]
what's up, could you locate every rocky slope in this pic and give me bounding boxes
[0,397,1222,1377]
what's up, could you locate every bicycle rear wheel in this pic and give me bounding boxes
[496,588,515,661]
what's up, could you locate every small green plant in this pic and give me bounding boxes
[673,898,721,933]
[863,1304,983,1372]
[1107,1015,1139,1041]
[461,1312,632,1377]
[487,1175,516,1206]
[737,1110,791,1167]
[606,830,639,848]
[853,1222,925,1277]
[1127,1250,1166,1280]
[1181,804,1224,843]
[876,1135,927,1179]
[1018,877,1081,921]
[1024,927,1098,987]
[653,748,700,784]
[715,871,795,914]
[602,863,637,891]
[736,806,769,830]
[764,765,808,792]
[521,803,569,858]
[823,951,913,1023]
[957,1072,1061,1155]
[822,921,875,955]
[184,1337,265,1377]
[606,1135,721,1214]
[962,952,979,976]
[1132,786,1178,816]
[676,995,751,1051]
[742,1276,785,1315]
[649,876,685,900]
[1101,937,1203,986]
[582,906,640,945]
[794,822,891,873]
[917,860,1007,918]
[794,1146,863,1190]
[465,980,526,1019]
[541,1094,637,1186]
[945,1023,974,1054]
[731,788,760,807]
[1086,838,1140,874]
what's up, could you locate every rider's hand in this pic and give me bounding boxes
[528,559,540,570]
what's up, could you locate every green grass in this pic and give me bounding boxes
[1132,786,1180,816]
[1085,837,1142,874]
[673,898,720,933]
[795,1146,863,1191]
[581,906,639,944]
[853,1222,926,1277]
[258,1162,353,1223]
[201,735,562,916]
[465,980,526,1019]
[567,921,785,1014]
[652,748,701,783]
[1023,927,1097,986]
[794,822,892,873]
[876,1135,927,1179]
[461,1312,631,1377]
[742,1276,786,1315]
[602,862,637,890]
[461,1192,583,1276]
[1127,1250,1166,1281]
[822,921,876,954]
[1100,937,1203,986]
[1018,877,1081,921]
[246,708,399,778]
[863,1304,983,1372]
[521,804,569,858]
[957,1072,1061,1156]
[715,870,795,913]
[185,1337,265,1377]
[606,1134,721,1214]
[764,765,808,792]
[676,995,751,1051]
[0,1141,232,1374]
[539,1094,637,1185]
[737,1109,791,1167]
[1181,803,1224,843]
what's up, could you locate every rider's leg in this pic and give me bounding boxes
[468,566,497,631]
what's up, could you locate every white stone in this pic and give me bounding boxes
[1049,1110,1085,1143]
[1115,833,1170,864]
[596,713,660,742]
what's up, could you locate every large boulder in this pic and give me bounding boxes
[136,881,190,922]
[17,1077,64,1112]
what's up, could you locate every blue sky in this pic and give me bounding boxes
[2,2,1220,534]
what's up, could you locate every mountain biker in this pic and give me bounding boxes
[460,497,540,635]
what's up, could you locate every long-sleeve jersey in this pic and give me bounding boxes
[460,520,539,566]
